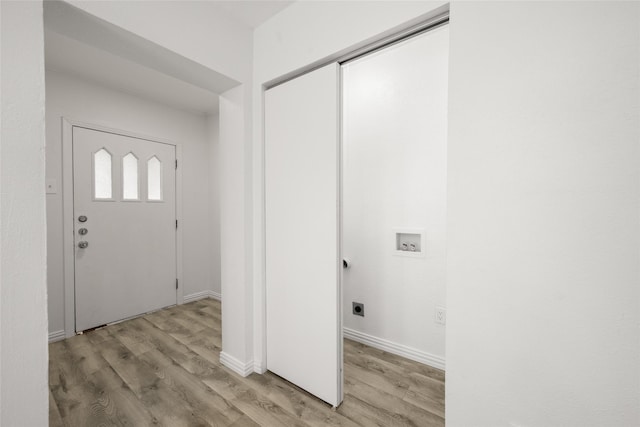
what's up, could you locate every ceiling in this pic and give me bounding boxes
[45,30,221,115]
[43,1,295,115]
[210,1,294,28]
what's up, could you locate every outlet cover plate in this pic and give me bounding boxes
[435,306,446,325]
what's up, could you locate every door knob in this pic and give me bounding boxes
[78,215,87,223]
[78,241,89,249]
[79,228,88,235]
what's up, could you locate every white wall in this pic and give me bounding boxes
[67,0,252,84]
[0,1,49,425]
[253,0,447,373]
[45,70,220,335]
[446,2,640,426]
[342,25,448,367]
[207,113,221,301]
[219,85,253,368]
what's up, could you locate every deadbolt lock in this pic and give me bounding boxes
[78,215,87,223]
[79,228,88,235]
[78,241,89,249]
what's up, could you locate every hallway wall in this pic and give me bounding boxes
[0,2,48,425]
[446,2,640,425]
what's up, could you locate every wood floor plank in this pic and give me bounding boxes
[51,340,142,427]
[137,349,244,426]
[239,371,362,427]
[200,364,310,427]
[109,317,158,355]
[403,387,445,419]
[85,326,115,346]
[96,338,160,395]
[343,339,445,418]
[228,414,261,427]
[171,311,209,334]
[97,337,214,426]
[343,377,444,427]
[198,303,223,320]
[344,339,445,382]
[145,310,210,346]
[50,297,445,426]
[344,339,443,385]
[132,317,195,367]
[65,333,109,375]
[339,395,401,427]
[49,390,64,427]
[88,365,160,426]
[113,319,244,426]
[175,343,360,427]
[49,338,91,387]
[176,335,221,364]
[178,307,222,333]
[403,372,445,418]
[344,353,410,400]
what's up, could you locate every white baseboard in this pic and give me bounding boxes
[253,361,266,374]
[220,352,253,377]
[343,327,445,371]
[183,290,221,303]
[48,330,66,343]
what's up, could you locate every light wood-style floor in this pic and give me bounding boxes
[49,298,444,426]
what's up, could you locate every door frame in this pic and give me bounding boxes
[61,118,184,338]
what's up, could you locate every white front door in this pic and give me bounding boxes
[73,126,177,332]
[265,63,342,407]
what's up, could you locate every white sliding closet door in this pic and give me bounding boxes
[265,63,342,407]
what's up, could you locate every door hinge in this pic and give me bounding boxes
[175,159,178,169]
[176,219,178,229]
[176,279,179,289]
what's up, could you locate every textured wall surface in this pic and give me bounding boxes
[0,1,49,425]
[446,2,640,425]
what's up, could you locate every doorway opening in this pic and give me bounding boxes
[263,14,448,423]
[44,0,231,341]
[341,22,449,422]
[44,3,237,424]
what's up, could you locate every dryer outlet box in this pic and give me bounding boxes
[352,302,364,317]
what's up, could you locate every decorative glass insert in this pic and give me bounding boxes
[147,156,162,201]
[94,148,112,199]
[122,152,139,200]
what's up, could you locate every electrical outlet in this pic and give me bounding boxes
[435,306,446,325]
[352,302,364,317]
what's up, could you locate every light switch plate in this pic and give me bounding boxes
[46,179,57,194]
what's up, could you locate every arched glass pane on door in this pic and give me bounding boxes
[94,148,112,199]
[147,156,162,201]
[122,153,139,200]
